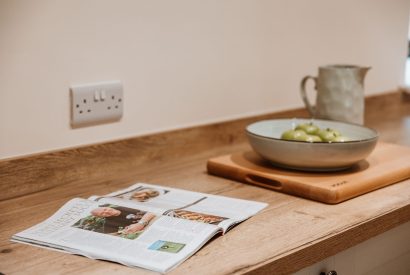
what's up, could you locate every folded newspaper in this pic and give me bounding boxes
[12,183,267,273]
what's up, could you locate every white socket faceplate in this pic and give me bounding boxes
[70,81,123,127]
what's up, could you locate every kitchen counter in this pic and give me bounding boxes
[1,91,410,274]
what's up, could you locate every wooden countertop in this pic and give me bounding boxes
[1,91,410,274]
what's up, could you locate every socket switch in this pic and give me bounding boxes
[70,81,123,127]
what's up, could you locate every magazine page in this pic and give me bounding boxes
[12,198,221,273]
[91,183,268,232]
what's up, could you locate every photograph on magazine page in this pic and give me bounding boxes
[72,204,157,240]
[164,209,228,225]
[111,186,170,202]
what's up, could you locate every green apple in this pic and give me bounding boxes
[305,135,322,142]
[318,128,340,142]
[281,129,308,141]
[293,130,309,141]
[281,129,294,140]
[295,123,320,135]
[328,128,341,137]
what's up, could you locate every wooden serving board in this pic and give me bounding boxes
[207,142,410,204]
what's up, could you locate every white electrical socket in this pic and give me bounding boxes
[70,81,123,127]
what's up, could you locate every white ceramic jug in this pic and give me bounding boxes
[300,65,370,124]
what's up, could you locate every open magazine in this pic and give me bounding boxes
[12,183,267,273]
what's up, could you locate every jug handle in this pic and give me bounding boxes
[300,75,317,116]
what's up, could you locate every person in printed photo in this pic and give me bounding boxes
[115,186,169,202]
[72,204,156,239]
[119,212,156,234]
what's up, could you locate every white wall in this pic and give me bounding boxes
[1,0,409,159]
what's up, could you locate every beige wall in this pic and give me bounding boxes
[1,0,409,159]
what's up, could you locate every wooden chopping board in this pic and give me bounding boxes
[207,142,410,204]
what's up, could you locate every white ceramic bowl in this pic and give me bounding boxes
[246,118,378,171]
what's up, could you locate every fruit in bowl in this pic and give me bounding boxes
[281,122,350,143]
[295,122,320,135]
[246,118,378,171]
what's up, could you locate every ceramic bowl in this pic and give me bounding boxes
[246,118,378,171]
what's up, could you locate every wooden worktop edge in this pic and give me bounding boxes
[0,90,406,201]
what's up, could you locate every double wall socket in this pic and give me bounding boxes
[70,81,123,127]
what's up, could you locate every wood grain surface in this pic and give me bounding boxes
[1,90,410,274]
[0,106,309,202]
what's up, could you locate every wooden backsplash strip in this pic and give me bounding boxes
[1,90,408,202]
[0,107,309,201]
